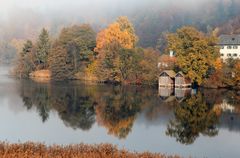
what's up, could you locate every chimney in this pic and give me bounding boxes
[170,50,174,57]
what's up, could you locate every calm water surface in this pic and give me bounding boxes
[0,67,240,158]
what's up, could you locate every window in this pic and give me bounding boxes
[233,53,238,57]
[227,53,231,57]
[233,46,238,49]
[227,46,232,49]
[220,46,224,49]
[221,54,224,57]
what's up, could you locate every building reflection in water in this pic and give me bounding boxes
[159,87,196,102]
[158,87,174,100]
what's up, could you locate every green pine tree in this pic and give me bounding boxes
[36,28,51,69]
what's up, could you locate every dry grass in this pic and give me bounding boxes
[29,70,51,82]
[30,70,51,78]
[0,142,181,158]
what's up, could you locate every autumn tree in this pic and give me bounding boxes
[94,19,136,54]
[58,24,96,72]
[48,25,96,80]
[116,16,138,46]
[91,16,139,83]
[224,59,240,88]
[167,26,219,85]
[118,48,141,82]
[15,40,36,78]
[89,16,161,85]
[138,48,160,85]
[22,40,33,56]
[36,28,51,69]
[204,58,240,89]
[48,44,74,80]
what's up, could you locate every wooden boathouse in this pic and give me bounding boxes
[159,70,192,88]
[175,72,192,88]
[159,70,176,87]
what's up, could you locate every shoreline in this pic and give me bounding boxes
[12,68,239,90]
[21,76,240,91]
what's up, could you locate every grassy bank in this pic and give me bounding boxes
[0,142,180,158]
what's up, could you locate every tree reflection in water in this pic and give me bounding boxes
[20,81,51,122]
[18,80,240,142]
[20,80,96,130]
[166,92,219,145]
[19,81,143,138]
[95,86,141,139]
[50,85,96,130]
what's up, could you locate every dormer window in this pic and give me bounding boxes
[233,46,238,49]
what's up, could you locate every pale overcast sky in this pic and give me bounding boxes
[0,0,210,14]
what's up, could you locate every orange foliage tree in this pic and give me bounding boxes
[95,23,132,52]
[94,17,137,54]
[90,17,139,83]
[89,16,160,85]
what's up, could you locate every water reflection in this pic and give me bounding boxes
[166,92,219,145]
[18,80,240,144]
[20,80,96,130]
[19,81,148,138]
[95,86,141,139]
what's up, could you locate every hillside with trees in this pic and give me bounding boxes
[213,15,240,36]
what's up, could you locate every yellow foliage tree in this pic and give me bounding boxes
[95,23,133,53]
[90,16,139,83]
[116,16,138,46]
[95,16,137,54]
[167,26,219,85]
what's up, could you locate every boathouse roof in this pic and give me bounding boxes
[160,70,176,78]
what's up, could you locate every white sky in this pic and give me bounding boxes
[0,0,209,12]
[0,0,215,23]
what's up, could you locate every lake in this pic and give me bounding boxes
[0,67,240,158]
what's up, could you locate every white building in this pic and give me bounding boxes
[219,34,240,61]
